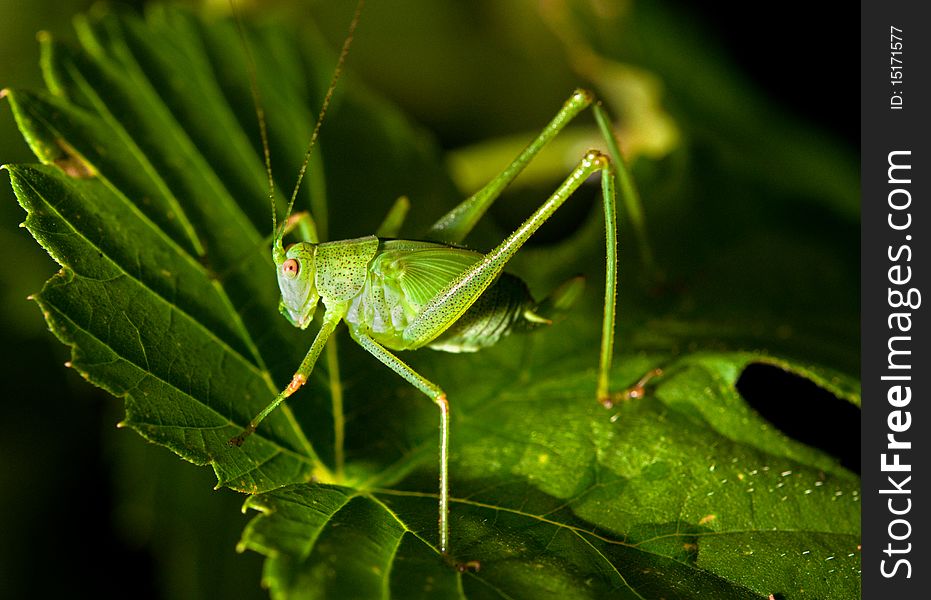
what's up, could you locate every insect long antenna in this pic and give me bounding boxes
[229,0,278,251]
[284,0,364,227]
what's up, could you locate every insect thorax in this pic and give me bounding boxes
[343,239,536,353]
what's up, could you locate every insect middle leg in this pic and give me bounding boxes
[347,329,453,556]
[229,307,344,446]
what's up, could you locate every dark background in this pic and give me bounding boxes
[0,1,857,597]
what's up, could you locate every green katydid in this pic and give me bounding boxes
[227,0,661,563]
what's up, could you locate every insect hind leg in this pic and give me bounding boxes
[424,89,595,245]
[402,150,620,409]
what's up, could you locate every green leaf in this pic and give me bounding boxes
[239,352,859,600]
[3,4,858,599]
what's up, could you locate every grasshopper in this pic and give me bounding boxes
[228,0,658,563]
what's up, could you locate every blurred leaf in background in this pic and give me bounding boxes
[1,0,857,598]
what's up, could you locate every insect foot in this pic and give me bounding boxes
[228,424,255,447]
[228,373,308,447]
[455,560,482,573]
[443,553,481,573]
[600,368,664,409]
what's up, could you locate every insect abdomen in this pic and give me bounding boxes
[426,273,533,353]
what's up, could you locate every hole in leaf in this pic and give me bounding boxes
[736,363,859,474]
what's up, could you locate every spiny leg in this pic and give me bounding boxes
[404,151,620,406]
[417,91,659,403]
[229,308,345,446]
[425,89,595,244]
[592,103,654,271]
[425,89,650,271]
[348,329,455,558]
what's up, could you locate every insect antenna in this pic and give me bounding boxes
[229,0,363,258]
[228,0,277,243]
[283,0,365,231]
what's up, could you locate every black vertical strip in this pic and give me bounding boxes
[862,1,929,596]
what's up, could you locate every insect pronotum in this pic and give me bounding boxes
[228,0,659,565]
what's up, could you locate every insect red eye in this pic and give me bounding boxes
[282,258,300,278]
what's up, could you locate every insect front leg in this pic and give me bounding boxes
[229,307,345,446]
